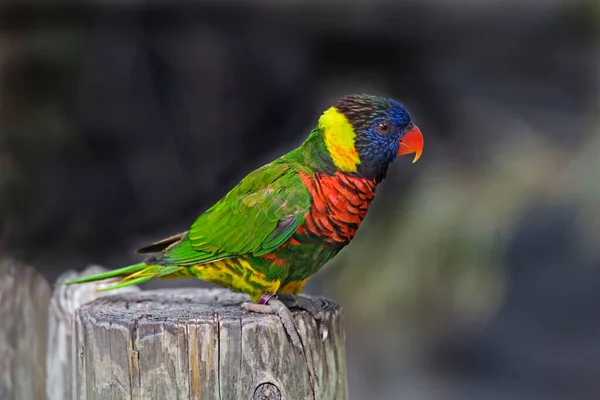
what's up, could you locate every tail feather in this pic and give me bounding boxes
[64,263,183,291]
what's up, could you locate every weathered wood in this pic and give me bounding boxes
[74,288,347,400]
[0,258,51,400]
[46,266,141,400]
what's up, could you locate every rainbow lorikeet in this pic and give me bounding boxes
[66,94,424,348]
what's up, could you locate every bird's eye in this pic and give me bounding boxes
[378,122,390,135]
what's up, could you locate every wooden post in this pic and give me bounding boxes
[46,266,141,400]
[74,288,348,400]
[0,258,51,400]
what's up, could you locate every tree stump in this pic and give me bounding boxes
[0,258,51,400]
[46,266,141,400]
[74,288,347,400]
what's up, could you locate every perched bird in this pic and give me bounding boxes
[66,94,423,347]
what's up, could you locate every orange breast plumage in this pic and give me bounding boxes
[298,171,376,245]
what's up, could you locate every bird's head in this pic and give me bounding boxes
[317,94,423,181]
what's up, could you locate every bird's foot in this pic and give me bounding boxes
[277,294,324,320]
[278,294,328,341]
[241,298,303,350]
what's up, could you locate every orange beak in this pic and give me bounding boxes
[397,124,424,163]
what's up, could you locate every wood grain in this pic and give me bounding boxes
[46,266,141,400]
[0,258,51,400]
[74,288,347,400]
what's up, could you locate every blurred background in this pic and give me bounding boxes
[1,0,600,398]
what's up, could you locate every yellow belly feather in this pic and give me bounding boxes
[119,256,306,303]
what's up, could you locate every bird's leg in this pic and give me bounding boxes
[278,293,329,341]
[277,294,324,321]
[241,296,303,350]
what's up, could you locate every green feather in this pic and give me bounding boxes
[63,263,147,284]
[255,216,302,256]
[160,237,226,265]
[156,162,312,266]
[96,275,153,291]
[65,264,185,291]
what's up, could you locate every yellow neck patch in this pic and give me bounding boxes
[319,107,360,172]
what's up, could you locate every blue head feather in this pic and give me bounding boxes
[335,94,414,181]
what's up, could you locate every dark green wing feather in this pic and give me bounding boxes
[136,232,186,254]
[157,162,311,266]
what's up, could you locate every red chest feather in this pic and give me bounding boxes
[298,171,376,245]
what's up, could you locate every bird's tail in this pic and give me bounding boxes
[63,263,184,291]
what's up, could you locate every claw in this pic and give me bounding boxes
[278,294,329,341]
[278,294,324,320]
[241,298,303,350]
[319,324,329,342]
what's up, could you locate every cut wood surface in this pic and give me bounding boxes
[47,266,141,400]
[74,288,348,400]
[0,258,51,400]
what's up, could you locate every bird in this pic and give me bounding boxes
[66,94,424,348]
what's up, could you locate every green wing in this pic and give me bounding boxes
[157,162,311,266]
